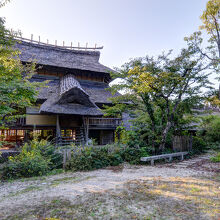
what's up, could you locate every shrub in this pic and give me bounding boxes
[120,147,150,164]
[201,115,220,143]
[66,145,150,171]
[35,139,63,169]
[0,152,6,164]
[1,150,49,179]
[66,146,123,171]
[1,138,62,179]
[191,136,207,154]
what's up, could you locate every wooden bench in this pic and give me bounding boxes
[140,152,188,165]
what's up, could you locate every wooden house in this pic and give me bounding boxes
[0,38,121,147]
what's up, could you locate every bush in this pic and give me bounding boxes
[210,152,220,163]
[201,115,220,143]
[66,145,150,171]
[120,147,150,165]
[1,138,62,180]
[34,139,63,169]
[191,136,207,155]
[66,146,123,171]
[2,151,49,179]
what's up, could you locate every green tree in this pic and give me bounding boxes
[0,17,41,127]
[201,0,220,99]
[200,0,220,57]
[105,44,212,152]
[186,0,220,100]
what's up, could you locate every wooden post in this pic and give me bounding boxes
[15,129,18,146]
[38,36,40,44]
[63,149,66,169]
[83,116,89,145]
[181,154,184,161]
[63,41,65,47]
[100,130,103,145]
[151,159,154,166]
[31,34,33,42]
[86,117,89,143]
[55,40,57,46]
[71,42,72,49]
[56,115,61,146]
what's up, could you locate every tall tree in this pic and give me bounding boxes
[200,0,220,57]
[105,44,212,152]
[187,0,220,100]
[0,17,41,127]
[185,0,220,101]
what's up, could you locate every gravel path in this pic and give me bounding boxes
[0,153,219,219]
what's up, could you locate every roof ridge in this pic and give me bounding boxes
[10,33,103,51]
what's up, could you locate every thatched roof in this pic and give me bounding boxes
[40,95,102,116]
[35,75,121,104]
[81,80,121,104]
[16,41,113,74]
[39,75,102,116]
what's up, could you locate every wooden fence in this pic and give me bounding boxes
[172,136,192,152]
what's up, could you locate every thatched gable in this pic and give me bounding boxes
[58,74,95,107]
[40,75,102,116]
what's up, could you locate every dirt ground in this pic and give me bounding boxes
[0,153,219,220]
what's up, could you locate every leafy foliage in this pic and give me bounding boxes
[120,146,150,165]
[200,115,220,143]
[191,136,207,155]
[186,0,220,101]
[1,148,49,179]
[66,146,123,171]
[105,43,212,152]
[200,0,220,57]
[66,145,150,171]
[0,17,43,127]
[1,138,62,179]
[210,152,220,162]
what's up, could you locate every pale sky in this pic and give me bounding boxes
[0,0,218,87]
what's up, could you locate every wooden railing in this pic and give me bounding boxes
[88,118,121,127]
[16,117,26,126]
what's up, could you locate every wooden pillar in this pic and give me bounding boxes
[86,117,89,143]
[56,115,61,146]
[83,116,89,145]
[15,130,18,146]
[100,130,103,145]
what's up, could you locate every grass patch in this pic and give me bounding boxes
[210,152,220,163]
[6,185,42,198]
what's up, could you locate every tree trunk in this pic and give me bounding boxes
[218,84,220,100]
[218,38,220,58]
[218,38,220,99]
[159,121,172,152]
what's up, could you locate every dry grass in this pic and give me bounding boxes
[3,176,220,220]
[1,154,219,220]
